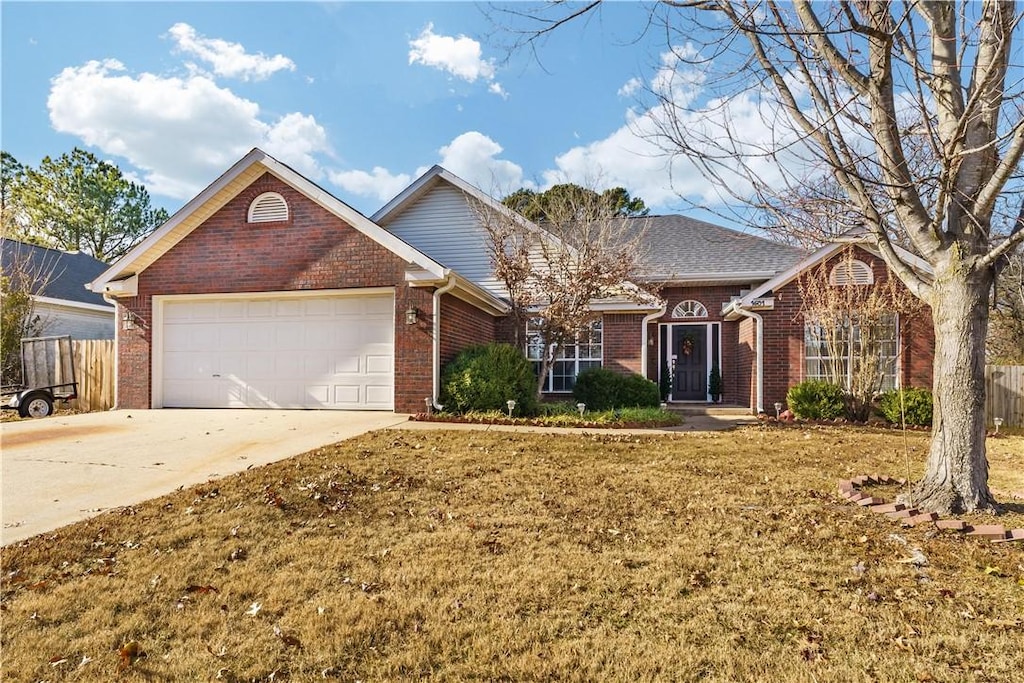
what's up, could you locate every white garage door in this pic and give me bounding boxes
[160,293,394,410]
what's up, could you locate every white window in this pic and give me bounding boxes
[248,192,289,223]
[805,314,898,391]
[527,318,603,393]
[671,300,708,319]
[829,259,874,285]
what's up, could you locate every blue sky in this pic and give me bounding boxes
[2,1,746,221]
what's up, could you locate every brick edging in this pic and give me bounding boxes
[837,476,1024,544]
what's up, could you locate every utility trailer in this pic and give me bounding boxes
[1,335,78,418]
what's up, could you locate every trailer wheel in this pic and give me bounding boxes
[19,392,53,419]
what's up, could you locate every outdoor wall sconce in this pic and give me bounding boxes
[506,399,516,418]
[774,401,783,419]
[405,307,419,325]
[577,402,586,416]
[994,417,1003,435]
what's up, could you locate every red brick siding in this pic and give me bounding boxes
[439,294,498,369]
[603,314,644,375]
[115,172,433,413]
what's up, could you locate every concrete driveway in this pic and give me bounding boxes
[1,409,407,545]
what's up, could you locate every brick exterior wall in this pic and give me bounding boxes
[115,172,437,413]
[439,294,498,368]
[603,314,644,376]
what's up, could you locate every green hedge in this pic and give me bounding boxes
[573,367,660,411]
[879,387,933,427]
[440,343,538,415]
[785,380,846,420]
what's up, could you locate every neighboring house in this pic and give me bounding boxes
[89,148,933,414]
[2,238,115,340]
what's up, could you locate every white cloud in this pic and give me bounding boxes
[541,45,807,210]
[409,23,507,97]
[436,132,526,192]
[47,59,330,199]
[168,23,295,81]
[329,131,529,203]
[618,77,642,98]
[328,167,413,203]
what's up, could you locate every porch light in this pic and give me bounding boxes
[405,307,419,325]
[577,402,586,416]
[506,399,516,418]
[774,402,783,419]
[994,417,1003,434]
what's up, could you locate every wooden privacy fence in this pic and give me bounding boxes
[986,365,1024,428]
[70,339,114,413]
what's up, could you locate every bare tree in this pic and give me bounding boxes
[495,1,1024,514]
[0,239,55,385]
[799,247,924,420]
[989,247,1024,364]
[472,189,655,400]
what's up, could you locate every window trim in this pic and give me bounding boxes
[671,300,709,319]
[527,317,603,393]
[804,313,900,391]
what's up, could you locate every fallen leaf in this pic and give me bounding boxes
[117,641,145,672]
[245,601,262,617]
[983,565,1005,577]
[185,584,219,595]
[49,655,68,666]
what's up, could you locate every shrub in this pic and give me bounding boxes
[616,373,661,408]
[440,343,538,415]
[573,368,660,410]
[785,380,847,420]
[879,387,933,427]
[572,367,621,411]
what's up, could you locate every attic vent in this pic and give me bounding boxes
[248,192,289,223]
[830,259,874,285]
[671,300,708,319]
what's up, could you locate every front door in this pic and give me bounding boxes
[672,326,707,400]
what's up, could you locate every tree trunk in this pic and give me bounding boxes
[904,263,998,514]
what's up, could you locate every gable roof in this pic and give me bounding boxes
[89,149,450,293]
[724,231,934,318]
[1,238,113,309]
[625,215,807,282]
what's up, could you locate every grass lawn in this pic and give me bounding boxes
[2,426,1022,681]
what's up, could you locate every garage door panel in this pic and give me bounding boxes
[161,293,394,410]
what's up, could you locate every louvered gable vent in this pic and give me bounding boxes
[830,259,874,285]
[248,192,289,223]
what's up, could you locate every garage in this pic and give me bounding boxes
[157,291,394,410]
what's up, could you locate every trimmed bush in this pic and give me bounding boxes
[879,387,933,427]
[572,367,621,411]
[573,368,660,411]
[785,380,847,420]
[616,373,661,408]
[440,343,538,416]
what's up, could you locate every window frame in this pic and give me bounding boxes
[804,313,899,392]
[526,317,603,393]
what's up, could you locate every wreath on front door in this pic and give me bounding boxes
[680,333,695,356]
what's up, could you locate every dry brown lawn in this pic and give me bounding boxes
[2,426,1022,682]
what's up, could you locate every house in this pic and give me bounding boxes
[1,238,115,340]
[89,148,933,414]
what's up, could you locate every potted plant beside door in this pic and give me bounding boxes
[708,364,722,403]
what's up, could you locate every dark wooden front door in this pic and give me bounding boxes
[672,327,707,400]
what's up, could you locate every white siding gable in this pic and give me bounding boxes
[381,183,507,297]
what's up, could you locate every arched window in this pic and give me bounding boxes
[671,300,708,319]
[830,259,874,285]
[248,192,289,223]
